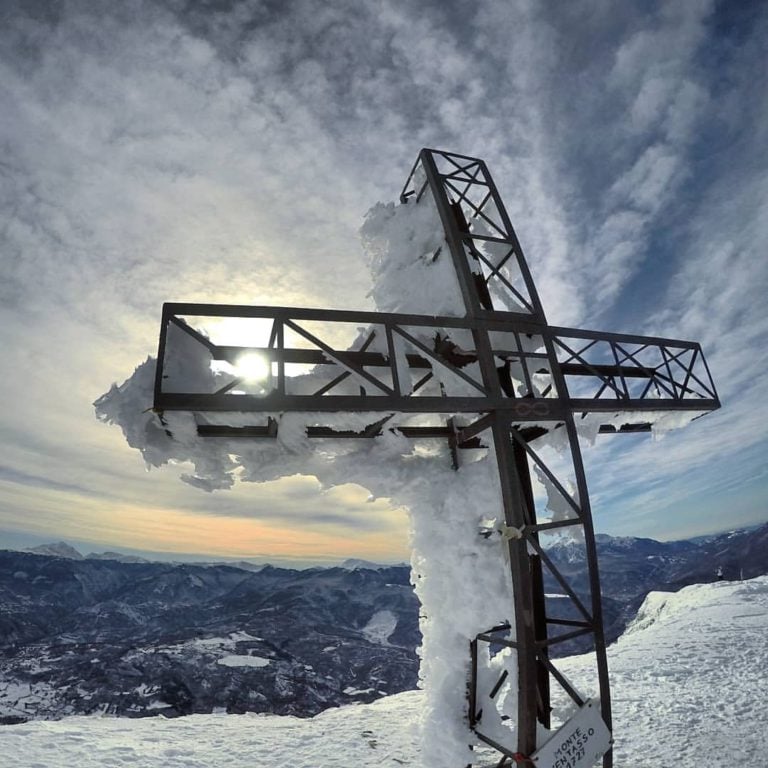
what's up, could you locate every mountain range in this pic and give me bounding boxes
[1,522,765,724]
[2,575,767,767]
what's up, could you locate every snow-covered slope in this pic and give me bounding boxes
[558,576,768,766]
[2,576,765,767]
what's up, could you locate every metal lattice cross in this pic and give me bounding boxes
[152,149,719,767]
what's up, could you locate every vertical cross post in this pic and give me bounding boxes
[419,150,552,754]
[417,149,612,758]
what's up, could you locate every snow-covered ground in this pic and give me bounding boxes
[2,576,765,767]
[559,576,768,766]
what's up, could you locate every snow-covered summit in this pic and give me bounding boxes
[1,576,765,767]
[24,543,150,564]
[27,542,83,560]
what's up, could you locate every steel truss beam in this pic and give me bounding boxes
[154,306,718,419]
[152,149,720,767]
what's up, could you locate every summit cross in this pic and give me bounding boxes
[152,149,720,767]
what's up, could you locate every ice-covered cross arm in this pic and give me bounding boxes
[97,149,719,768]
[155,303,718,427]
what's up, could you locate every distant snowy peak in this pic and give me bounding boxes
[689,522,765,543]
[85,551,149,564]
[594,532,700,554]
[27,542,83,560]
[338,559,407,570]
[26,543,151,564]
[13,545,396,571]
[595,534,644,548]
[211,560,266,572]
[339,558,391,570]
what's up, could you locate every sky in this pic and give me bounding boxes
[0,0,766,566]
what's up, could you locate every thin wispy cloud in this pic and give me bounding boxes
[0,0,765,560]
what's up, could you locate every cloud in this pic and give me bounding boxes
[0,0,766,558]
[0,465,94,496]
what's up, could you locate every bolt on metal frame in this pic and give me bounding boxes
[153,149,719,766]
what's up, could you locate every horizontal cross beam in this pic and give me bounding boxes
[154,303,720,421]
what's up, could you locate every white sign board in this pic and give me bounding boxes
[530,699,612,768]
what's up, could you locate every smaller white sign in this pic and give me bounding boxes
[530,699,612,768]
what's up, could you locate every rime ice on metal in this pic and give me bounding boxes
[96,150,719,768]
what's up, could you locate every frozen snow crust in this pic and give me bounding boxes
[4,576,767,767]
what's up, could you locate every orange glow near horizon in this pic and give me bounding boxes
[0,481,411,564]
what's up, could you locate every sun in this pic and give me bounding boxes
[234,352,271,382]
